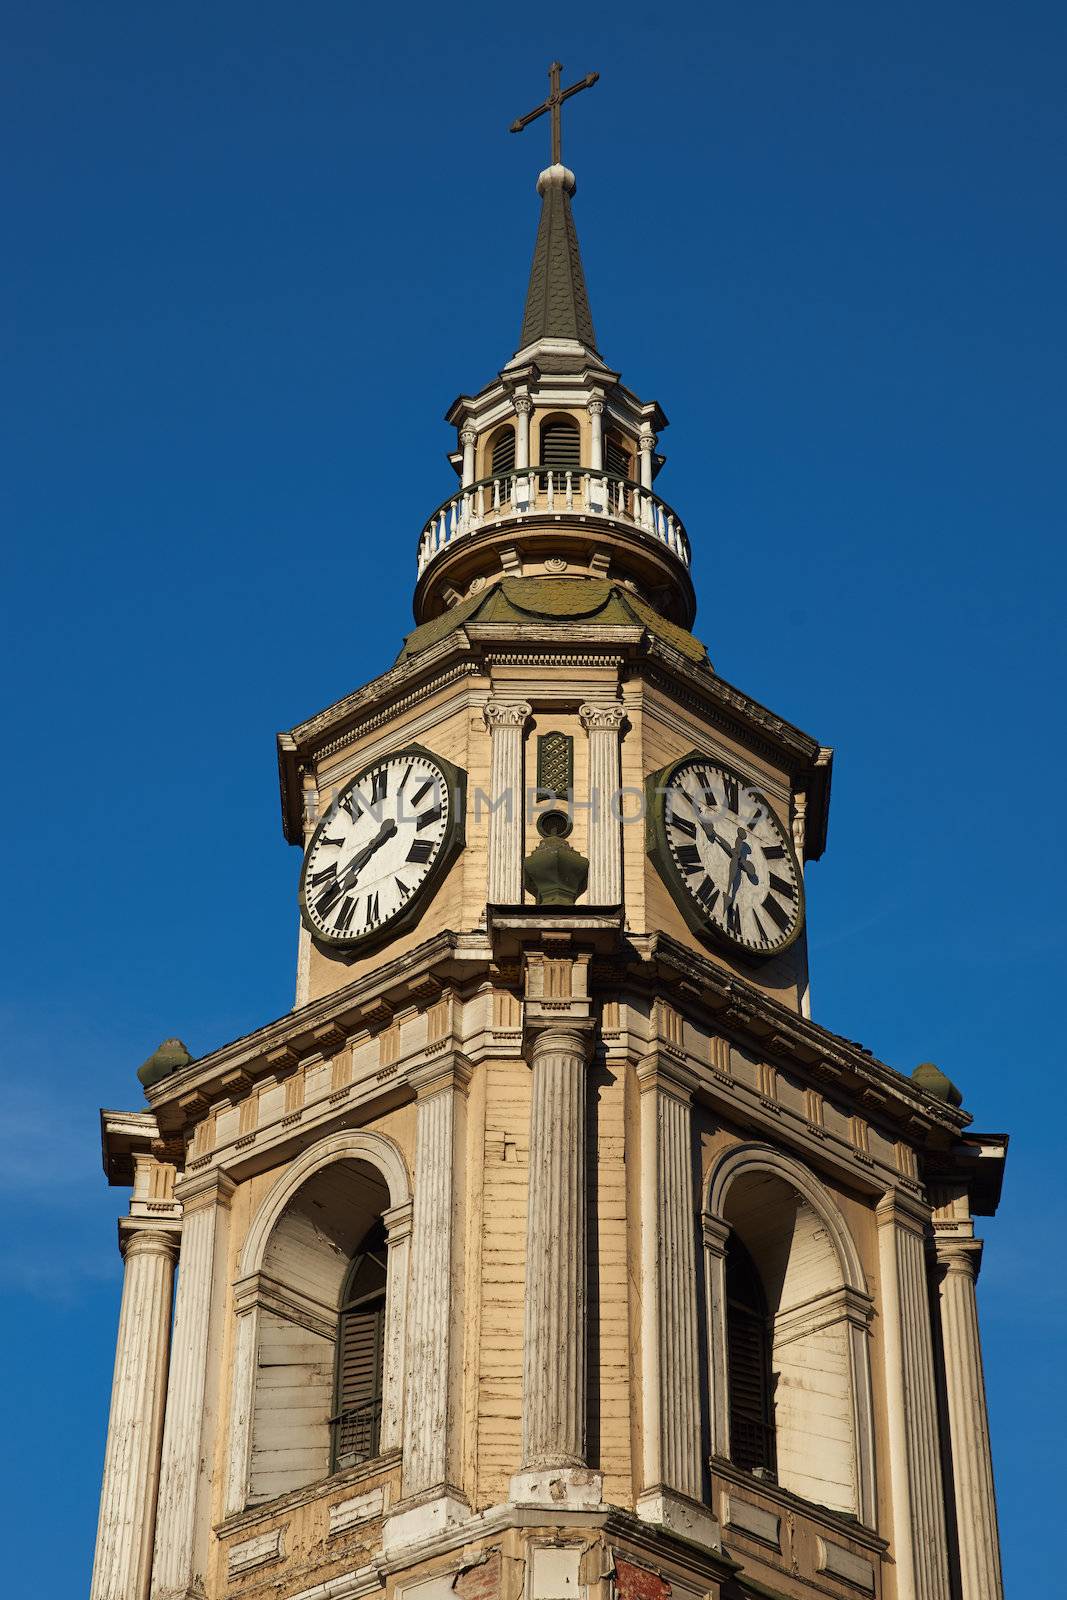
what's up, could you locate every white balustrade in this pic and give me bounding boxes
[415,469,691,577]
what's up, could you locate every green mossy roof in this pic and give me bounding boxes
[396,577,711,669]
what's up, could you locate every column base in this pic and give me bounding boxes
[381,1492,471,1555]
[635,1488,721,1551]
[509,1466,604,1511]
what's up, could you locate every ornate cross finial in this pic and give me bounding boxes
[509,60,599,167]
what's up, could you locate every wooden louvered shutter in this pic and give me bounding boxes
[331,1222,387,1470]
[335,1301,384,1466]
[725,1238,777,1475]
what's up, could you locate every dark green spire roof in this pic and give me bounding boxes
[519,166,598,352]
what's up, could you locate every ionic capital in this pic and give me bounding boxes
[586,398,604,417]
[484,699,533,731]
[579,701,626,732]
[459,426,477,447]
[513,395,533,415]
[639,431,657,453]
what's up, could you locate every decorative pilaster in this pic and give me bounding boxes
[520,1024,591,1470]
[933,1231,1004,1600]
[483,700,532,904]
[791,790,810,1018]
[579,702,625,904]
[295,767,318,1009]
[587,397,604,470]
[876,1191,952,1600]
[702,1214,731,1459]
[151,1170,234,1600]
[380,1198,413,1456]
[90,1226,179,1600]
[460,426,477,488]
[399,1058,470,1507]
[635,1054,716,1547]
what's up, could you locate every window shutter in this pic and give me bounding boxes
[335,1301,384,1466]
[725,1237,777,1475]
[331,1221,388,1470]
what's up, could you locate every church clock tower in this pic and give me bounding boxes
[92,66,1007,1600]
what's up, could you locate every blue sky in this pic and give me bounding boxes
[2,2,1064,1591]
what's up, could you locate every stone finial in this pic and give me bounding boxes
[523,811,589,906]
[911,1061,963,1108]
[138,1038,193,1089]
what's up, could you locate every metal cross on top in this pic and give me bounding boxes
[509,61,599,167]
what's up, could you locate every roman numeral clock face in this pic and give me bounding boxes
[300,746,465,949]
[650,755,804,957]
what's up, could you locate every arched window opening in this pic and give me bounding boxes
[539,416,581,478]
[491,426,516,478]
[726,1236,777,1477]
[605,433,632,481]
[246,1158,391,1504]
[332,1219,387,1471]
[715,1164,868,1518]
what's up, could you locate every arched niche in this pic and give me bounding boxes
[225,1130,412,1514]
[703,1143,877,1526]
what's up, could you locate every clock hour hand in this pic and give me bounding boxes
[337,818,398,890]
[726,828,757,904]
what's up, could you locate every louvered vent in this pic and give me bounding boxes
[331,1221,387,1470]
[540,418,581,470]
[605,435,632,481]
[491,428,516,477]
[725,1236,777,1476]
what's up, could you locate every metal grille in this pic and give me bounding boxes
[537,732,573,798]
[330,1396,384,1471]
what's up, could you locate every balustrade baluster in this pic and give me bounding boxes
[565,472,574,510]
[547,470,554,510]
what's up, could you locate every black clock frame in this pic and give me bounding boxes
[645,749,805,961]
[299,742,467,953]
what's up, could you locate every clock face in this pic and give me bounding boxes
[300,746,463,948]
[652,755,803,956]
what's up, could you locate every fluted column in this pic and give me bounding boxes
[151,1170,234,1600]
[519,1024,591,1473]
[483,700,531,904]
[579,702,625,904]
[400,1058,469,1505]
[935,1238,1004,1600]
[91,1227,179,1600]
[876,1192,951,1600]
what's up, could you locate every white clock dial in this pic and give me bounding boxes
[301,751,453,945]
[662,759,802,954]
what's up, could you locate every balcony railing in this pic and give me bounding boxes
[329,1396,383,1471]
[416,466,691,577]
